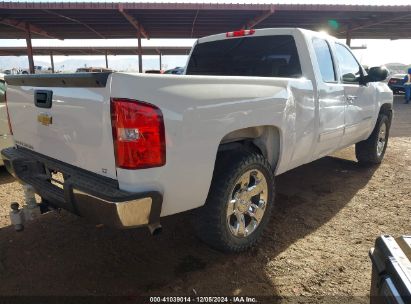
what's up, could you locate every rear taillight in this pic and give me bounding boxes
[226,29,255,38]
[111,98,165,169]
[5,92,13,135]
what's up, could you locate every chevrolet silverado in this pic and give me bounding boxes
[1,28,393,252]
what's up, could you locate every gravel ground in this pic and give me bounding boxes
[0,96,409,302]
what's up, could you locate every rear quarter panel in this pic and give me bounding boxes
[110,73,314,216]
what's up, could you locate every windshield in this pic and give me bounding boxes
[186,35,302,78]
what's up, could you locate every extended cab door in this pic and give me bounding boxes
[311,37,346,158]
[333,43,376,147]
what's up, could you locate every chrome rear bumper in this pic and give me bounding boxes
[1,146,163,229]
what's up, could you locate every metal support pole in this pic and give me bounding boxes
[25,24,35,74]
[346,29,352,47]
[50,51,55,73]
[105,50,108,69]
[138,32,143,73]
[159,52,162,70]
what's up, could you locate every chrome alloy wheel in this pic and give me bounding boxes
[377,122,387,157]
[226,169,268,238]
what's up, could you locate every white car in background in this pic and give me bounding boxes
[0,74,14,165]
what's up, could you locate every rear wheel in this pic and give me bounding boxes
[355,114,390,165]
[195,150,275,252]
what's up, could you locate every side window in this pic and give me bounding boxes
[335,44,362,83]
[312,38,336,83]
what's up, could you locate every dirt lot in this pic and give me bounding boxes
[0,96,410,302]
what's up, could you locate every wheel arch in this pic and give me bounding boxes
[379,103,393,120]
[216,125,281,172]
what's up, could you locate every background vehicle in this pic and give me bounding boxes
[2,28,393,252]
[164,67,184,74]
[75,67,114,73]
[2,68,23,75]
[21,66,53,75]
[145,69,163,74]
[0,74,14,165]
[388,73,406,94]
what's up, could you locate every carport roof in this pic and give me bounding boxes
[0,2,411,40]
[0,46,191,56]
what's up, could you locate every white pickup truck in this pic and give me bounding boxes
[2,28,392,252]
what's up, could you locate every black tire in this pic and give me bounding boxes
[355,114,390,165]
[195,150,275,253]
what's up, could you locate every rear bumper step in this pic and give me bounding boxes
[1,147,163,229]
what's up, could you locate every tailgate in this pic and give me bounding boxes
[5,73,117,179]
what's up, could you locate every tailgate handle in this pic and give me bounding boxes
[34,90,53,108]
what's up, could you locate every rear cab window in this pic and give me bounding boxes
[186,35,302,78]
[312,38,336,83]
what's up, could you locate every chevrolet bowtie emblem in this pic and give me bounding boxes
[37,113,52,126]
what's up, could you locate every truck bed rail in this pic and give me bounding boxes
[5,72,111,87]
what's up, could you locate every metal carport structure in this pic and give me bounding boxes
[0,2,410,73]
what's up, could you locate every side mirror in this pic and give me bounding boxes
[342,73,358,83]
[366,66,389,83]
